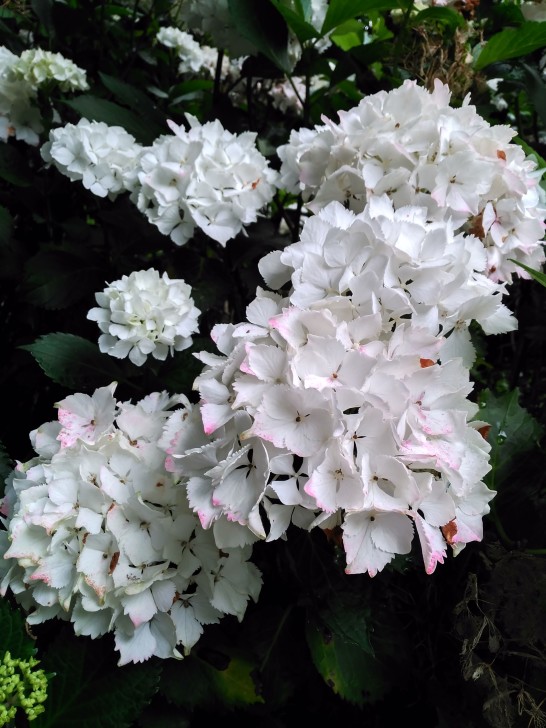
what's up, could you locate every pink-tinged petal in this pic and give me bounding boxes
[123,589,158,627]
[342,511,395,577]
[412,512,447,574]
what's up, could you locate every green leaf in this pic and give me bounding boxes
[317,592,374,654]
[321,0,409,34]
[0,599,36,661]
[411,6,465,30]
[509,259,546,287]
[20,333,125,390]
[305,614,389,705]
[161,649,264,711]
[34,632,161,728]
[228,0,291,72]
[31,0,54,31]
[23,251,103,310]
[0,144,33,187]
[98,72,167,135]
[269,0,319,42]
[63,95,158,144]
[331,19,365,51]
[0,205,13,243]
[474,21,546,71]
[479,388,544,491]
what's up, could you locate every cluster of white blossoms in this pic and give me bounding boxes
[41,118,143,199]
[41,114,278,246]
[278,79,546,283]
[87,269,200,366]
[11,48,89,92]
[135,116,278,246]
[0,45,87,145]
[0,385,262,665]
[156,26,243,80]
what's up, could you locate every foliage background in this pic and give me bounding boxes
[1,0,546,726]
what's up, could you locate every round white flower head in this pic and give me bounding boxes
[87,268,201,367]
[163,216,496,578]
[0,46,42,145]
[11,49,89,92]
[0,384,262,666]
[41,118,143,199]
[156,26,242,80]
[135,116,278,246]
[277,78,546,283]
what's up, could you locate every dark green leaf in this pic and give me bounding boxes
[228,0,291,72]
[474,22,546,71]
[24,251,103,310]
[305,614,389,705]
[479,388,544,491]
[521,62,546,129]
[98,72,167,134]
[20,333,125,390]
[0,205,13,243]
[63,95,157,144]
[0,438,13,487]
[31,0,54,31]
[0,144,33,187]
[321,0,409,34]
[411,6,465,30]
[0,598,36,660]
[34,632,161,728]
[317,592,374,654]
[269,0,319,42]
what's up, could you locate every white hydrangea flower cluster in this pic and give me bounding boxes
[41,118,143,199]
[156,26,241,80]
[11,48,89,92]
[264,75,329,115]
[157,199,496,578]
[0,46,42,144]
[0,384,262,666]
[0,45,88,145]
[135,116,279,246]
[278,79,546,283]
[87,269,200,366]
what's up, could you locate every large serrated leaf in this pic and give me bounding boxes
[317,592,374,654]
[33,632,161,728]
[305,614,388,705]
[474,21,546,71]
[0,599,36,660]
[20,333,125,390]
[63,95,157,144]
[23,251,102,310]
[228,0,291,72]
[479,388,544,491]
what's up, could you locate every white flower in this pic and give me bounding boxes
[41,119,143,199]
[87,268,200,366]
[277,79,546,283]
[11,49,88,92]
[0,385,262,666]
[0,46,42,145]
[135,116,278,246]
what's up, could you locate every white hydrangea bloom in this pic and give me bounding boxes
[277,79,546,283]
[161,225,495,578]
[11,49,89,92]
[0,385,262,666]
[41,119,143,199]
[87,269,201,367]
[0,46,42,144]
[135,116,278,246]
[156,26,237,79]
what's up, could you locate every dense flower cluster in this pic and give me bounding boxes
[0,652,47,726]
[0,385,262,665]
[154,196,503,577]
[87,268,200,366]
[278,79,546,282]
[0,45,87,145]
[11,48,88,92]
[41,118,142,198]
[135,116,278,246]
